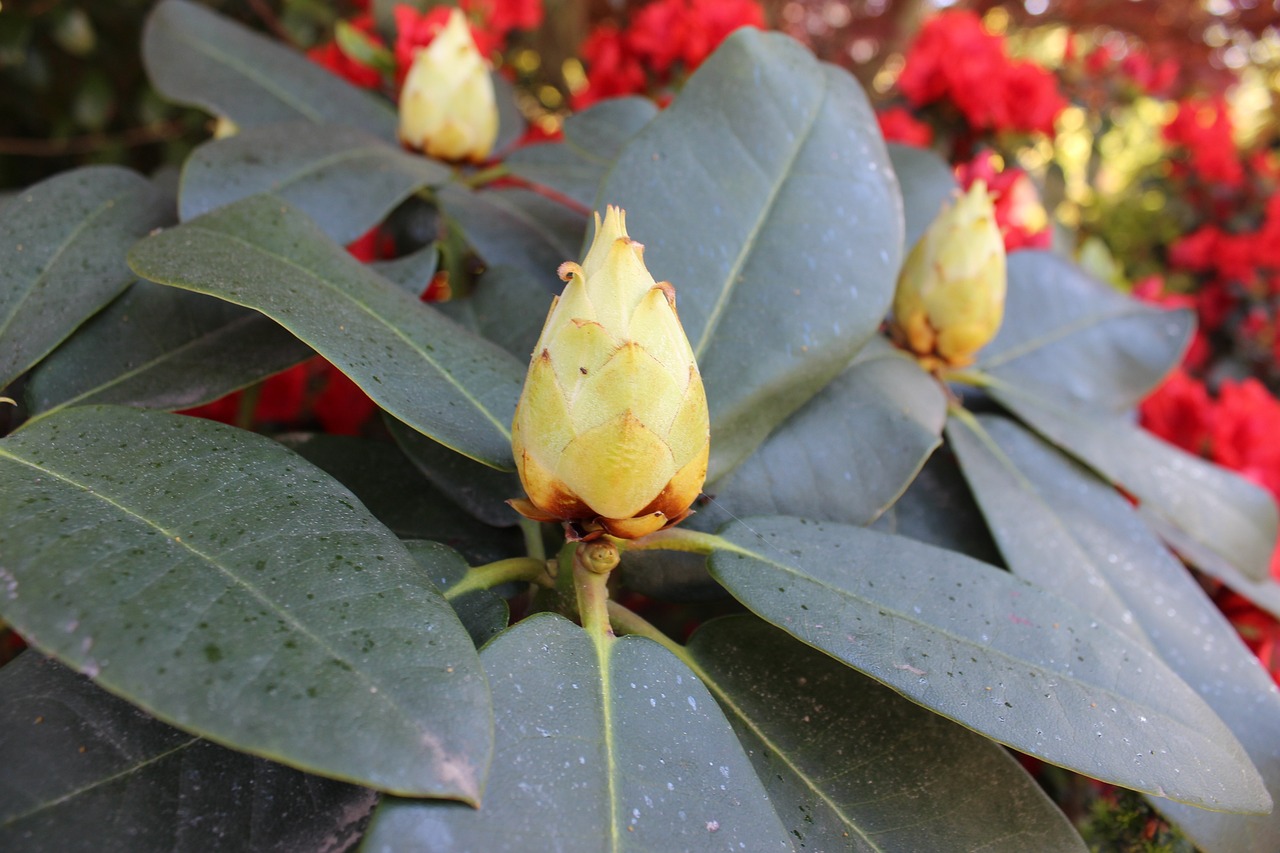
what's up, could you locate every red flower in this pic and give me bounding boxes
[876,107,933,147]
[463,0,543,38]
[954,151,1051,252]
[573,23,648,108]
[394,5,499,82]
[1138,368,1214,457]
[1163,97,1244,189]
[1210,378,1280,496]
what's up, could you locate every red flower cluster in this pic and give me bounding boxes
[1077,40,1179,98]
[574,0,765,108]
[1163,97,1244,189]
[876,107,933,148]
[954,151,1051,252]
[897,11,1066,137]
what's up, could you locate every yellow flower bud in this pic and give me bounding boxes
[397,8,498,163]
[510,206,710,540]
[890,180,1006,371]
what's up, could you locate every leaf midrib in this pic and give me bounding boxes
[978,305,1152,369]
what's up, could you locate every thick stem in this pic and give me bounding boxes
[623,527,728,555]
[607,601,685,659]
[446,557,549,600]
[572,541,619,643]
[519,517,546,563]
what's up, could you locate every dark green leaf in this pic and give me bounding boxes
[371,241,439,297]
[438,185,586,285]
[687,616,1087,852]
[978,252,1194,411]
[948,413,1280,852]
[365,614,793,851]
[1142,513,1280,621]
[601,30,903,481]
[25,281,311,419]
[0,406,491,800]
[506,97,659,209]
[127,194,525,470]
[709,516,1269,812]
[0,166,171,391]
[385,415,521,528]
[280,433,522,564]
[0,653,375,853]
[991,385,1277,584]
[619,548,724,602]
[143,0,396,139]
[405,540,509,649]
[887,143,957,249]
[436,264,551,360]
[705,336,945,528]
[492,73,526,157]
[180,123,448,245]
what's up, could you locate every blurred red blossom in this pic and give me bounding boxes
[876,107,933,148]
[1163,97,1244,189]
[954,151,1051,252]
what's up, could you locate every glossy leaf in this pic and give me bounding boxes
[371,242,439,297]
[281,434,522,565]
[506,97,659,208]
[436,264,552,361]
[687,616,1087,852]
[0,653,375,853]
[127,194,525,470]
[704,336,945,528]
[26,281,311,419]
[992,385,1277,584]
[180,123,448,245]
[405,540,509,650]
[888,143,957,249]
[385,415,521,528]
[364,614,793,852]
[601,30,902,481]
[978,252,1194,411]
[708,516,1269,812]
[143,0,396,139]
[437,185,587,285]
[0,166,171,392]
[0,406,491,800]
[948,413,1280,852]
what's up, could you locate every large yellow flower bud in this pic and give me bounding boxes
[509,206,710,540]
[397,8,498,163]
[890,181,1006,371]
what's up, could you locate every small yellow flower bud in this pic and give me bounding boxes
[890,181,1007,371]
[510,206,710,540]
[397,8,498,163]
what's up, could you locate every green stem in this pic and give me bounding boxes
[445,557,547,600]
[942,368,997,389]
[234,381,263,431]
[519,517,546,563]
[461,164,509,188]
[624,527,733,556]
[607,601,685,659]
[572,542,619,643]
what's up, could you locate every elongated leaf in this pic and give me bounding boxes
[949,414,1280,852]
[0,653,375,852]
[978,252,1194,411]
[0,406,491,800]
[26,281,311,419]
[405,540,509,650]
[704,336,945,527]
[602,30,902,481]
[143,0,396,139]
[128,194,525,470]
[436,264,552,360]
[438,185,586,285]
[887,143,957,249]
[371,241,439,296]
[281,434,522,564]
[992,385,1277,584]
[180,123,448,245]
[365,614,793,851]
[687,616,1087,852]
[1142,512,1280,621]
[506,97,659,208]
[708,516,1269,812]
[1,166,171,391]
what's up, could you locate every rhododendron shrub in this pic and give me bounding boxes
[3,3,1280,853]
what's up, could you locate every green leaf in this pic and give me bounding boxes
[437,264,552,360]
[371,241,439,297]
[385,415,521,528]
[991,385,1278,584]
[978,252,1194,411]
[142,0,396,139]
[180,122,448,245]
[601,30,903,481]
[0,166,171,392]
[1141,513,1280,621]
[687,616,1087,852]
[948,413,1280,852]
[0,653,376,852]
[506,97,659,209]
[887,142,957,249]
[437,185,586,285]
[405,540,509,650]
[364,614,793,851]
[708,516,1269,812]
[127,194,525,470]
[280,434,522,564]
[0,406,492,800]
[25,281,312,419]
[704,336,945,528]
